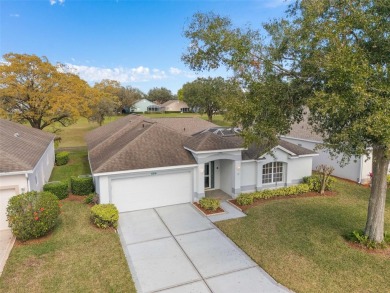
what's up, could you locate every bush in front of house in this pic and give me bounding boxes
[84,193,99,205]
[236,184,311,206]
[6,191,61,241]
[70,176,94,195]
[302,175,334,192]
[199,197,220,211]
[43,181,68,200]
[90,204,119,229]
[55,151,69,166]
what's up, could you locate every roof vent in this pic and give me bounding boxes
[14,132,20,138]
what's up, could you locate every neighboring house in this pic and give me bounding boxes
[130,98,158,113]
[281,117,381,184]
[0,119,55,230]
[162,100,190,112]
[86,115,317,213]
[147,104,164,113]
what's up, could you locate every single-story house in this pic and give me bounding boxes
[281,117,387,184]
[0,119,55,230]
[130,98,158,113]
[162,100,190,112]
[146,104,164,113]
[86,115,317,213]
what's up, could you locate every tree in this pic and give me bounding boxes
[181,77,242,122]
[89,83,120,126]
[0,53,90,129]
[147,87,173,104]
[118,86,145,113]
[182,2,389,242]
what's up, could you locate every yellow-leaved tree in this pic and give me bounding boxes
[0,53,90,129]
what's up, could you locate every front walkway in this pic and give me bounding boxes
[118,203,291,293]
[0,229,15,276]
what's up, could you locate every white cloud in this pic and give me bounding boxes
[50,0,65,5]
[65,64,173,84]
[169,67,182,75]
[9,13,20,18]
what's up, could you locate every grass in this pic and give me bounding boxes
[49,150,91,182]
[0,198,136,293]
[216,179,390,293]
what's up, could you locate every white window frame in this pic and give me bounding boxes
[262,162,284,184]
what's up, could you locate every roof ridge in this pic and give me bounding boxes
[94,121,156,173]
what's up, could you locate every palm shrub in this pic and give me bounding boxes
[6,191,61,241]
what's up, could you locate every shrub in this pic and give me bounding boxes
[55,151,69,166]
[43,181,68,200]
[84,193,98,205]
[346,230,389,249]
[199,198,220,211]
[6,191,61,242]
[302,175,334,192]
[236,194,254,206]
[90,204,119,229]
[70,175,94,195]
[238,184,311,205]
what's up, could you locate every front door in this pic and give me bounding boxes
[204,161,214,189]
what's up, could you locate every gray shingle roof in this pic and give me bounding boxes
[86,116,317,173]
[285,116,323,142]
[86,116,197,173]
[0,119,55,173]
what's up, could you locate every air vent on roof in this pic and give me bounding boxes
[14,132,20,138]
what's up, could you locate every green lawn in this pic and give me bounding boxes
[49,150,91,182]
[0,198,136,293]
[216,179,390,293]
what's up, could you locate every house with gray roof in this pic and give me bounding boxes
[281,116,387,184]
[0,119,55,230]
[86,115,317,213]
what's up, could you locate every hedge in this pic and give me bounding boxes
[6,191,61,241]
[55,151,69,166]
[43,181,69,200]
[236,184,310,206]
[90,204,119,229]
[70,175,94,195]
[199,198,220,211]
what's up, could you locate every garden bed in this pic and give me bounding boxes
[193,202,225,215]
[229,191,337,212]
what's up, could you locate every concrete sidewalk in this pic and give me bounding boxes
[118,203,292,293]
[0,229,15,276]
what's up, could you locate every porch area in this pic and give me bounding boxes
[205,189,232,200]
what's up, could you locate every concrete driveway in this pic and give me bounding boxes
[118,203,291,293]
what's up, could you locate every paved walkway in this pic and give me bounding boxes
[118,203,291,293]
[0,229,15,276]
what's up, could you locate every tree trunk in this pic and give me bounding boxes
[364,145,389,243]
[207,109,213,122]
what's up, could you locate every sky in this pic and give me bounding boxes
[0,0,291,94]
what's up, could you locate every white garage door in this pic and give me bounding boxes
[0,188,17,230]
[111,171,192,212]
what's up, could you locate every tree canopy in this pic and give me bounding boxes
[0,53,90,130]
[181,77,242,122]
[147,87,174,104]
[182,0,389,242]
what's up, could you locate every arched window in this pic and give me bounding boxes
[262,162,284,184]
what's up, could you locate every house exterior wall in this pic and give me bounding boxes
[241,161,256,192]
[132,99,156,113]
[282,137,370,183]
[28,140,55,191]
[220,160,233,196]
[0,174,27,195]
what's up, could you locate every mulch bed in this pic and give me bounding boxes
[346,241,390,258]
[193,202,225,215]
[229,191,337,212]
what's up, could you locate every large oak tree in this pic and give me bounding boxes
[0,53,90,129]
[183,0,389,242]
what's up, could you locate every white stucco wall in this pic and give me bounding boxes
[282,137,371,183]
[0,174,27,195]
[241,161,256,192]
[28,140,55,191]
[220,160,233,195]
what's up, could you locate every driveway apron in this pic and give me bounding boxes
[118,203,291,293]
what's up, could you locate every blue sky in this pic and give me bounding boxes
[1,0,291,94]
